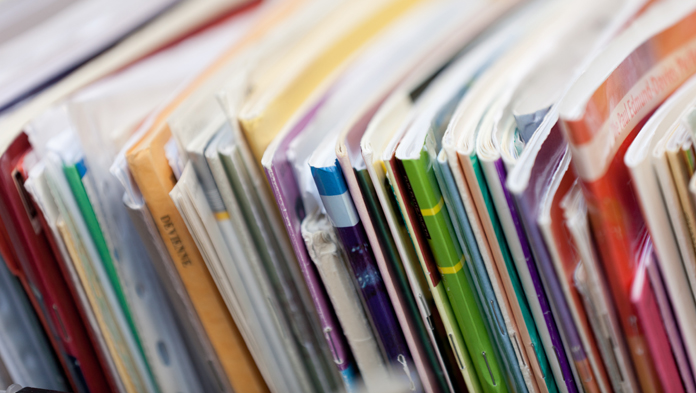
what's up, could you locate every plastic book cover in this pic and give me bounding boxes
[63,163,141,351]
[560,3,696,391]
[509,149,592,393]
[123,195,233,393]
[0,133,112,393]
[536,158,611,393]
[300,209,386,393]
[263,101,356,384]
[45,152,155,393]
[311,162,419,392]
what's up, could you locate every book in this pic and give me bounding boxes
[560,183,639,393]
[238,0,423,161]
[560,1,696,390]
[625,73,696,392]
[311,140,418,392]
[301,209,386,392]
[123,3,316,391]
[442,2,580,389]
[630,239,684,393]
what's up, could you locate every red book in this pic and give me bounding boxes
[560,3,696,392]
[0,133,114,392]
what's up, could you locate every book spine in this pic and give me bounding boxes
[356,168,465,392]
[124,199,232,393]
[402,153,509,393]
[300,211,380,393]
[126,140,268,393]
[263,157,354,380]
[383,155,481,393]
[311,163,419,391]
[63,164,143,356]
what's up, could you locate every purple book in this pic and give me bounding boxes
[311,161,419,392]
[262,101,357,387]
[494,157,577,393]
[507,122,587,391]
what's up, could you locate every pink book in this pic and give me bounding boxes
[631,236,684,393]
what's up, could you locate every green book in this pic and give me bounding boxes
[401,149,509,393]
[356,168,468,392]
[63,162,146,360]
[383,154,481,393]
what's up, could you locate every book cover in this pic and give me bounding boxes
[535,153,612,393]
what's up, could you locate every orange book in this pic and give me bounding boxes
[125,1,311,391]
[560,3,696,392]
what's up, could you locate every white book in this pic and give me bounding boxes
[301,209,388,391]
[561,182,637,393]
[624,73,696,385]
[43,149,155,393]
[24,163,125,393]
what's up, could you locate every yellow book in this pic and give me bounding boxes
[125,1,315,392]
[238,0,423,161]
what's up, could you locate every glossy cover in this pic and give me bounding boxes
[311,162,419,391]
[560,7,696,391]
[536,157,611,393]
[0,133,112,393]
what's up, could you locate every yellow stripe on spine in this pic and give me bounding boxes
[214,211,230,220]
[438,256,464,275]
[421,197,444,216]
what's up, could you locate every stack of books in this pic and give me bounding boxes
[2,0,696,392]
